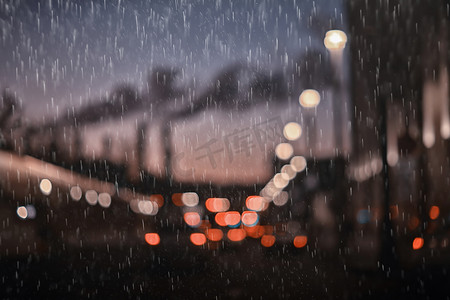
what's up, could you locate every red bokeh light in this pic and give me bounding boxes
[190,233,207,246]
[144,233,160,246]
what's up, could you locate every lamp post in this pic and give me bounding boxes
[324,30,348,156]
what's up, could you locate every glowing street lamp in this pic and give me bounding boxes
[324,29,348,154]
[324,30,347,50]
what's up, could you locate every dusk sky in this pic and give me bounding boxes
[0,0,345,122]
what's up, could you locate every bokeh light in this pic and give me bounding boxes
[241,211,259,227]
[283,122,302,141]
[25,205,36,219]
[412,237,424,250]
[206,228,223,241]
[85,190,98,205]
[246,196,265,211]
[408,216,420,230]
[182,192,199,207]
[273,191,289,206]
[429,206,440,220]
[70,186,82,201]
[260,180,282,202]
[245,225,266,238]
[199,220,212,231]
[98,193,112,208]
[150,194,165,208]
[145,233,160,246]
[227,229,246,242]
[423,131,435,149]
[172,193,184,206]
[39,178,52,195]
[390,205,399,219]
[299,89,321,108]
[357,209,371,224]
[16,206,27,219]
[263,225,274,235]
[136,200,158,215]
[275,143,294,160]
[184,212,201,227]
[324,30,347,50]
[225,211,241,227]
[273,173,289,189]
[190,233,207,246]
[290,156,307,172]
[281,164,296,180]
[215,212,227,227]
[293,235,308,248]
[205,198,230,212]
[261,235,276,247]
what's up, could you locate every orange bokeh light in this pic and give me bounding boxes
[206,228,224,241]
[390,205,399,219]
[412,237,424,250]
[225,211,241,226]
[293,235,308,248]
[184,212,201,227]
[408,216,420,230]
[246,196,265,211]
[144,233,160,246]
[227,228,246,242]
[263,225,274,235]
[215,212,227,226]
[241,211,258,226]
[150,194,164,208]
[172,193,183,206]
[245,225,265,238]
[261,235,276,247]
[190,233,207,246]
[429,206,440,220]
[199,220,212,230]
[205,198,230,212]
